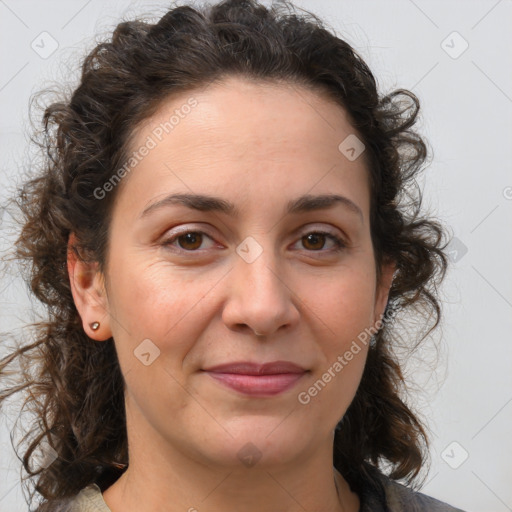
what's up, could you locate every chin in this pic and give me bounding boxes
[201,422,310,470]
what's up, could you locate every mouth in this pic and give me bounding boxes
[204,372,307,396]
[201,361,308,396]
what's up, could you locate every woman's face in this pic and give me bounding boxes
[71,77,394,471]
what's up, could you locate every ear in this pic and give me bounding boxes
[373,258,396,327]
[67,232,112,341]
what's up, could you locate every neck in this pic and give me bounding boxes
[104,460,359,512]
[102,397,360,512]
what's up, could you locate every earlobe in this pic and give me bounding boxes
[67,233,112,341]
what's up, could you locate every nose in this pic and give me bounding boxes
[221,244,300,338]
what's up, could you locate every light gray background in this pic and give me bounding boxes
[1,1,511,511]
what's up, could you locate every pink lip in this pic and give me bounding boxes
[202,361,308,396]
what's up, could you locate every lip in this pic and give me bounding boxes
[202,361,308,396]
[203,361,307,375]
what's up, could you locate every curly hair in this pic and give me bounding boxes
[0,0,449,508]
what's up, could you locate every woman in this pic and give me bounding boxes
[0,0,463,510]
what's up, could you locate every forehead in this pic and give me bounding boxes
[119,76,370,217]
[136,76,360,158]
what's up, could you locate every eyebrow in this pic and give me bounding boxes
[140,192,363,222]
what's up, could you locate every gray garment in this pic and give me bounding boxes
[358,469,466,511]
[39,472,466,512]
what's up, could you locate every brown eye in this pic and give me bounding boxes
[176,232,204,250]
[162,230,215,252]
[298,231,346,253]
[302,233,327,251]
[161,228,346,256]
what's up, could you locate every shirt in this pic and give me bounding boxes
[40,470,466,512]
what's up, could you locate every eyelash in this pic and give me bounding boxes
[161,228,347,255]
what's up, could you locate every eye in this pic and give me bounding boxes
[294,230,346,253]
[161,227,347,255]
[161,230,216,252]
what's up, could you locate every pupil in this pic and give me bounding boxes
[180,233,201,249]
[305,233,324,250]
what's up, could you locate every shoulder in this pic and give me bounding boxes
[381,477,466,512]
[359,467,466,512]
[35,484,111,512]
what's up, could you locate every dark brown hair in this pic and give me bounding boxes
[0,0,449,508]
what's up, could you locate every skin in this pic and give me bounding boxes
[68,76,395,512]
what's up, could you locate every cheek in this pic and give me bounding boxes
[106,253,218,366]
[300,261,377,339]
[296,265,375,411]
